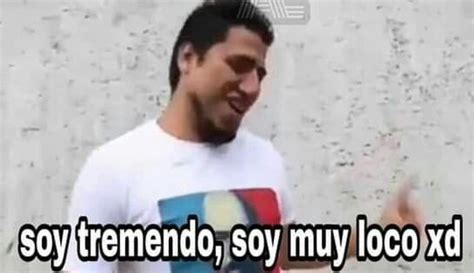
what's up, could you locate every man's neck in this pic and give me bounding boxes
[158,92,204,143]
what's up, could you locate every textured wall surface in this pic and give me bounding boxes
[1,0,473,272]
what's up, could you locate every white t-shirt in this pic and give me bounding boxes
[65,120,295,273]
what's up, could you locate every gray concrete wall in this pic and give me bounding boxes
[1,0,472,272]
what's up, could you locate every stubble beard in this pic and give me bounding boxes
[189,93,237,145]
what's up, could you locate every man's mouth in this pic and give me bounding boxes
[228,100,247,115]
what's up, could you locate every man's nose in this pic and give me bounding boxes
[239,69,260,97]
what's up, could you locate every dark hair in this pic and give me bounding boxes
[168,0,274,93]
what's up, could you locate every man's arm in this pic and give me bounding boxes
[62,150,122,273]
[279,183,424,270]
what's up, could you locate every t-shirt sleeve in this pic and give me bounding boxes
[271,146,297,225]
[278,176,296,225]
[63,150,123,273]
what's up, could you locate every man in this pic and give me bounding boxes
[65,0,423,272]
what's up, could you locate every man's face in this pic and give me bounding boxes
[184,26,269,143]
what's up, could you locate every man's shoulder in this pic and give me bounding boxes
[237,128,283,161]
[86,120,156,169]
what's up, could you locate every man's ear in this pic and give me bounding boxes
[177,43,196,75]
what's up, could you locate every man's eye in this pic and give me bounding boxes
[227,59,254,74]
[256,67,267,81]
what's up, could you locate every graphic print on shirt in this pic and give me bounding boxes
[158,188,282,273]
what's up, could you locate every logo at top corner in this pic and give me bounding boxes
[238,0,310,25]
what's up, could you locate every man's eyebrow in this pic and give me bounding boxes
[227,54,254,63]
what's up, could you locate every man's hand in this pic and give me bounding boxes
[279,181,425,270]
[379,182,425,232]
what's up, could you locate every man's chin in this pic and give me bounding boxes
[208,127,237,145]
[204,117,241,145]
